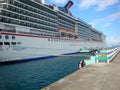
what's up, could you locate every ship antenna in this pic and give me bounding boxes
[42,0,45,4]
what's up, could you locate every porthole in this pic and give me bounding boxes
[0,35,2,39]
[5,35,9,39]
[12,36,15,40]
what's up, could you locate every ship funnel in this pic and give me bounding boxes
[65,0,73,9]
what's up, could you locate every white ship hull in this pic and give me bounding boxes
[0,31,105,63]
[0,0,106,63]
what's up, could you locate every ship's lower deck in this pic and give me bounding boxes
[0,31,105,63]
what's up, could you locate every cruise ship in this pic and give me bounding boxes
[0,0,106,63]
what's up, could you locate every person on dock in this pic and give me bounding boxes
[79,60,86,69]
[81,60,86,67]
[79,60,82,69]
[91,51,95,56]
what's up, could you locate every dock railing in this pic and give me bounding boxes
[96,47,120,63]
[84,47,120,65]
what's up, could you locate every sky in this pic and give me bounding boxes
[45,0,120,46]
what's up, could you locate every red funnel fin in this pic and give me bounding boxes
[65,1,73,9]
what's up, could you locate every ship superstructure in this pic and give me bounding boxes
[0,0,105,62]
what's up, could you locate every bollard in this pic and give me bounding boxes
[96,60,99,63]
[95,55,98,63]
[107,60,109,63]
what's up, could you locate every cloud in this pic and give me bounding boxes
[79,0,119,11]
[102,23,111,27]
[118,5,120,10]
[89,11,120,27]
[79,0,97,9]
[106,11,120,21]
[97,0,119,11]
[106,36,120,45]
[51,0,67,4]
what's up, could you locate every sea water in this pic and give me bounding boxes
[0,54,87,90]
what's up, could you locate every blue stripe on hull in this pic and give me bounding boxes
[0,52,80,65]
[63,52,80,55]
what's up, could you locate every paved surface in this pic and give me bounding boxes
[42,51,120,90]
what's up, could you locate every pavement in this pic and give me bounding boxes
[42,51,120,90]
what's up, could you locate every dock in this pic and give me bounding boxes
[42,48,120,90]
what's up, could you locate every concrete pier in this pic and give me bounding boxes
[42,51,120,90]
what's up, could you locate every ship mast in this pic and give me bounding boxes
[41,0,45,4]
[33,0,45,4]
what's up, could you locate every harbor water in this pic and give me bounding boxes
[0,53,88,90]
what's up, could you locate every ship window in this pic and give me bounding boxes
[44,34,46,36]
[51,39,53,41]
[56,39,58,42]
[18,42,22,44]
[0,42,3,45]
[4,42,10,45]
[48,38,50,41]
[0,35,2,39]
[11,42,16,45]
